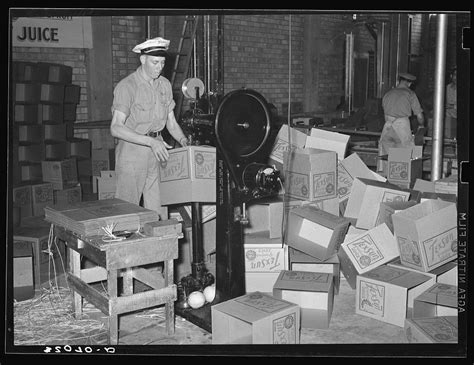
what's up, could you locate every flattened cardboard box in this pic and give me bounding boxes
[211,291,300,344]
[392,199,457,272]
[338,223,400,289]
[244,231,288,294]
[283,148,337,202]
[387,146,423,188]
[289,247,341,294]
[387,258,458,286]
[404,316,457,343]
[287,205,350,261]
[337,153,386,204]
[413,283,458,317]
[344,177,411,230]
[273,270,334,329]
[158,146,216,205]
[376,200,418,233]
[305,128,350,161]
[356,265,435,327]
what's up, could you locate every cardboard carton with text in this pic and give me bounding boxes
[413,283,458,318]
[404,316,457,343]
[387,146,424,188]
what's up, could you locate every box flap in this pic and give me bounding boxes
[413,179,436,193]
[306,128,350,161]
[290,205,349,229]
[289,247,339,264]
[361,265,432,289]
[244,231,284,246]
[414,283,458,308]
[273,270,333,292]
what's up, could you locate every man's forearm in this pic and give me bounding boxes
[111,123,154,147]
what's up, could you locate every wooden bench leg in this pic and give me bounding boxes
[108,269,119,345]
[68,248,82,319]
[164,259,175,335]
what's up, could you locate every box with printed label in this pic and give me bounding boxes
[392,199,457,273]
[53,184,82,205]
[268,124,307,169]
[356,265,435,327]
[12,184,33,218]
[404,316,457,343]
[283,147,337,202]
[44,141,69,160]
[41,158,78,190]
[344,177,411,230]
[244,197,285,238]
[158,146,216,205]
[211,291,300,344]
[376,200,418,233]
[338,223,400,289]
[387,259,457,286]
[14,104,39,124]
[96,170,117,200]
[91,148,116,176]
[244,231,288,294]
[31,182,54,216]
[67,138,91,159]
[273,270,334,328]
[39,103,64,123]
[413,283,458,318]
[305,128,350,161]
[337,153,386,204]
[387,146,423,188]
[287,205,350,261]
[289,247,340,294]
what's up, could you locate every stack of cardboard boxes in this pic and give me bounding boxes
[210,124,458,344]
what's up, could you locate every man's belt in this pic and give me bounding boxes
[145,130,161,138]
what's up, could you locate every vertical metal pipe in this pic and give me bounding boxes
[146,16,151,39]
[431,14,448,181]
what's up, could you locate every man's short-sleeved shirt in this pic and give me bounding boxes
[382,86,423,119]
[112,67,175,134]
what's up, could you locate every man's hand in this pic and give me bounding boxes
[179,137,189,147]
[150,138,172,162]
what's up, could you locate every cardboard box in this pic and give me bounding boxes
[387,146,424,188]
[420,192,457,204]
[43,123,67,141]
[289,248,341,294]
[338,223,400,289]
[211,291,300,344]
[41,158,78,190]
[244,232,288,294]
[392,199,457,272]
[376,200,418,233]
[344,177,411,230]
[413,283,458,317]
[12,61,39,82]
[287,205,350,261]
[14,82,40,103]
[16,125,42,143]
[284,147,337,202]
[64,84,81,104]
[273,270,334,328]
[40,83,65,103]
[342,225,368,244]
[44,141,69,160]
[356,265,435,327]
[337,153,386,203]
[77,157,92,176]
[303,197,340,216]
[413,178,435,193]
[18,144,45,163]
[158,146,216,205]
[388,259,458,286]
[53,184,82,205]
[12,184,33,218]
[31,182,54,216]
[63,103,77,121]
[91,148,116,176]
[244,197,284,238]
[305,128,350,161]
[404,316,458,343]
[14,104,39,124]
[96,170,117,200]
[13,244,35,301]
[39,103,64,123]
[88,128,116,149]
[20,163,43,182]
[37,62,73,84]
[67,138,91,159]
[434,174,458,196]
[268,124,307,167]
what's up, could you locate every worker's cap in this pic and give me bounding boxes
[133,37,170,56]
[399,72,417,82]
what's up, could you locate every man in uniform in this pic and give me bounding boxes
[110,37,189,219]
[377,72,424,174]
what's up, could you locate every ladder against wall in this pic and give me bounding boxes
[170,15,199,123]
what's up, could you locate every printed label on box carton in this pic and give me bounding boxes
[346,234,384,270]
[388,161,409,181]
[14,187,31,206]
[159,151,190,181]
[397,236,423,268]
[337,163,352,200]
[235,292,292,313]
[422,228,457,269]
[280,271,330,283]
[382,191,408,203]
[194,151,216,179]
[92,160,111,176]
[66,188,81,204]
[313,172,336,199]
[273,312,297,344]
[428,283,457,298]
[408,317,457,342]
[287,172,310,199]
[364,265,407,281]
[245,248,284,273]
[33,184,53,203]
[270,139,298,163]
[359,280,385,316]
